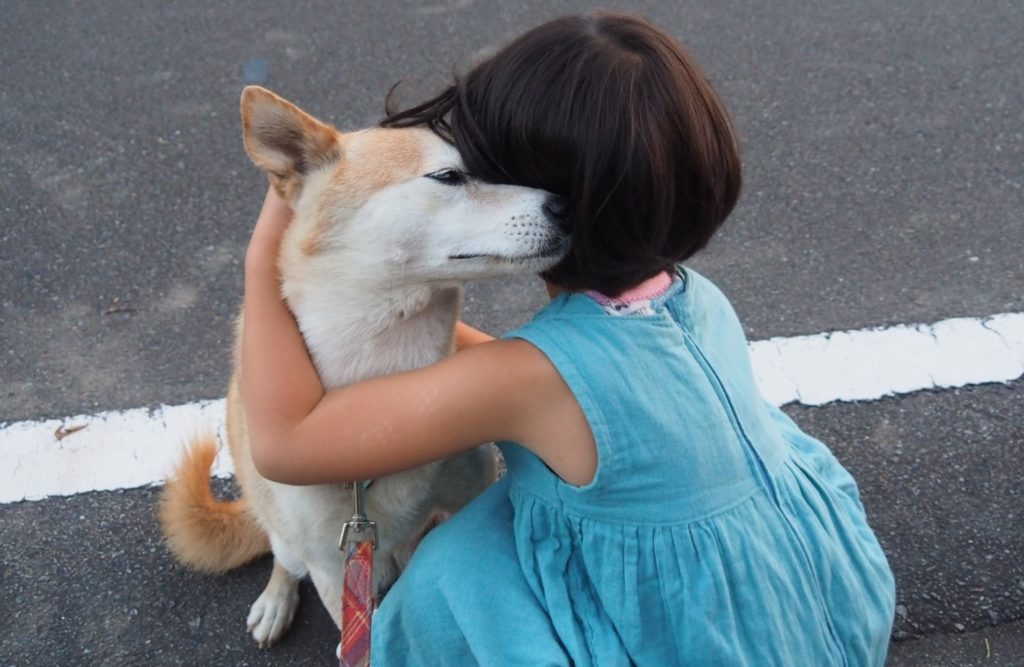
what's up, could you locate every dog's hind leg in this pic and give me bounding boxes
[247,536,306,648]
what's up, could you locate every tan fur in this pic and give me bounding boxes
[300,131,429,256]
[158,434,270,573]
[328,129,428,202]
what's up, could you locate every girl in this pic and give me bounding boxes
[243,12,896,666]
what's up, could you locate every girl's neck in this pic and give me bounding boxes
[545,281,568,300]
[545,271,674,303]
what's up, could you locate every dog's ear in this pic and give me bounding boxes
[240,86,341,201]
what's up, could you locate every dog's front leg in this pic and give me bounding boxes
[247,536,306,648]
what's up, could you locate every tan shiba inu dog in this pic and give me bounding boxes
[158,86,568,647]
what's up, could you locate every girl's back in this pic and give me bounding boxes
[500,267,783,524]
[374,268,895,666]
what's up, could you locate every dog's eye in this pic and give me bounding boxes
[425,169,467,186]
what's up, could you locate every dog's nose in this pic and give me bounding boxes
[543,196,571,231]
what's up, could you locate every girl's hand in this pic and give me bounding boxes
[246,186,294,268]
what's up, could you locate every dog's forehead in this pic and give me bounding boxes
[317,128,427,211]
[347,129,421,176]
[421,133,462,169]
[305,127,459,257]
[341,127,459,181]
[317,127,464,219]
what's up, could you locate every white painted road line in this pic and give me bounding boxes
[2,312,1023,504]
[1,400,233,504]
[749,312,1024,406]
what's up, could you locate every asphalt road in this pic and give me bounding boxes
[2,1,1022,665]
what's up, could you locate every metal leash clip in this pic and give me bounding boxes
[339,481,377,550]
[339,480,376,667]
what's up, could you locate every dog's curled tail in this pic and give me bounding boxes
[158,435,270,573]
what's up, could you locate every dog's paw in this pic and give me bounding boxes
[246,582,300,648]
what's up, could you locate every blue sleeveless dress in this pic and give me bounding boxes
[372,268,895,666]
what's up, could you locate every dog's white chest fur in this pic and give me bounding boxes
[262,279,462,582]
[289,280,461,386]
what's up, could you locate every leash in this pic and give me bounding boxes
[339,480,376,667]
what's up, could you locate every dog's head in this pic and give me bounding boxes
[240,86,569,290]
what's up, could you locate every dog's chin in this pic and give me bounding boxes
[447,252,564,276]
[448,238,570,273]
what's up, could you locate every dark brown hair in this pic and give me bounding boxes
[382,12,741,296]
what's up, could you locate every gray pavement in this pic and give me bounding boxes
[2,0,1023,665]
[2,0,1022,421]
[889,620,1024,667]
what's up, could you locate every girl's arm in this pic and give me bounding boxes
[454,321,495,351]
[241,187,328,466]
[241,187,592,486]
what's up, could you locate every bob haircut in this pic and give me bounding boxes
[382,12,742,296]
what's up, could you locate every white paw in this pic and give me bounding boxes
[246,584,300,648]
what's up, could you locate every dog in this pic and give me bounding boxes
[158,86,568,648]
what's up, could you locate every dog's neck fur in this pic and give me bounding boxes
[284,266,460,389]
